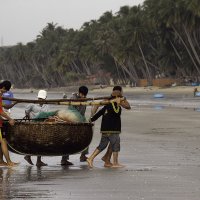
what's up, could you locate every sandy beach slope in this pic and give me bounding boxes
[1,104,200,200]
[12,85,197,95]
[1,87,200,199]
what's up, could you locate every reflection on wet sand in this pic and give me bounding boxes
[2,92,200,200]
[0,166,53,199]
[0,164,91,199]
[0,167,13,200]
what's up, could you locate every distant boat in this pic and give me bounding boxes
[192,83,199,86]
[153,93,164,98]
[195,92,200,97]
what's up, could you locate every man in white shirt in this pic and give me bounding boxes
[24,90,49,167]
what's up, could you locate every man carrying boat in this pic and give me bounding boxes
[87,86,131,168]
[3,90,14,114]
[0,80,18,167]
[61,86,89,165]
[24,90,49,167]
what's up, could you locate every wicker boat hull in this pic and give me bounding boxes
[5,122,93,156]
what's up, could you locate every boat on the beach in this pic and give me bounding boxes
[2,95,118,156]
[5,121,93,156]
[153,93,164,98]
[195,92,200,97]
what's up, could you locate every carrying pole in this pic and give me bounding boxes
[2,97,124,106]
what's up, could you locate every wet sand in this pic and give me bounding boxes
[1,91,200,199]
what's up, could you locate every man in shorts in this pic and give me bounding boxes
[87,86,131,168]
[0,80,18,167]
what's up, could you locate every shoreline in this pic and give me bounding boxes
[12,85,197,95]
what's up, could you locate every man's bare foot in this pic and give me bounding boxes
[111,164,125,168]
[104,162,113,168]
[80,155,88,162]
[36,161,47,167]
[101,156,108,162]
[86,158,93,168]
[24,156,34,165]
[7,162,19,167]
[0,161,7,166]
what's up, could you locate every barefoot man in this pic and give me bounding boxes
[0,80,19,167]
[24,90,49,167]
[87,86,131,168]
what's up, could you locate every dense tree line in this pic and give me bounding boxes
[0,0,199,88]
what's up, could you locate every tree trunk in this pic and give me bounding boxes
[172,25,200,75]
[183,25,200,66]
[138,42,152,85]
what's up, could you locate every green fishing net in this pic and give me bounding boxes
[34,111,58,121]
[33,108,86,122]
[68,106,86,122]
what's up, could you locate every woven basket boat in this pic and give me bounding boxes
[5,121,93,156]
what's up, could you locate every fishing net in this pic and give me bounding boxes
[34,111,58,121]
[34,107,86,123]
[57,107,86,122]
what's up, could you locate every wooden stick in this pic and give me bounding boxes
[2,96,113,104]
[2,97,124,106]
[59,98,124,106]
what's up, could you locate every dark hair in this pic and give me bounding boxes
[113,85,122,92]
[0,80,12,91]
[79,86,88,96]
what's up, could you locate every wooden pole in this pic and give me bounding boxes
[2,96,124,106]
[59,98,124,106]
[2,96,112,103]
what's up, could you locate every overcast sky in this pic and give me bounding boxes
[0,0,144,46]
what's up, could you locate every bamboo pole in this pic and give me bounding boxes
[59,98,124,106]
[2,96,124,106]
[2,96,113,104]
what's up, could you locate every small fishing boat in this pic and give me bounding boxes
[195,92,200,97]
[153,93,164,98]
[5,121,93,156]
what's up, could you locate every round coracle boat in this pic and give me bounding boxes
[5,121,93,156]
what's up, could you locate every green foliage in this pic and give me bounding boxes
[64,72,82,83]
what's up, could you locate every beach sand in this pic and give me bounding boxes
[12,85,198,94]
[1,100,200,199]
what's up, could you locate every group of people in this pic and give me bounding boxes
[0,80,131,168]
[24,86,89,167]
